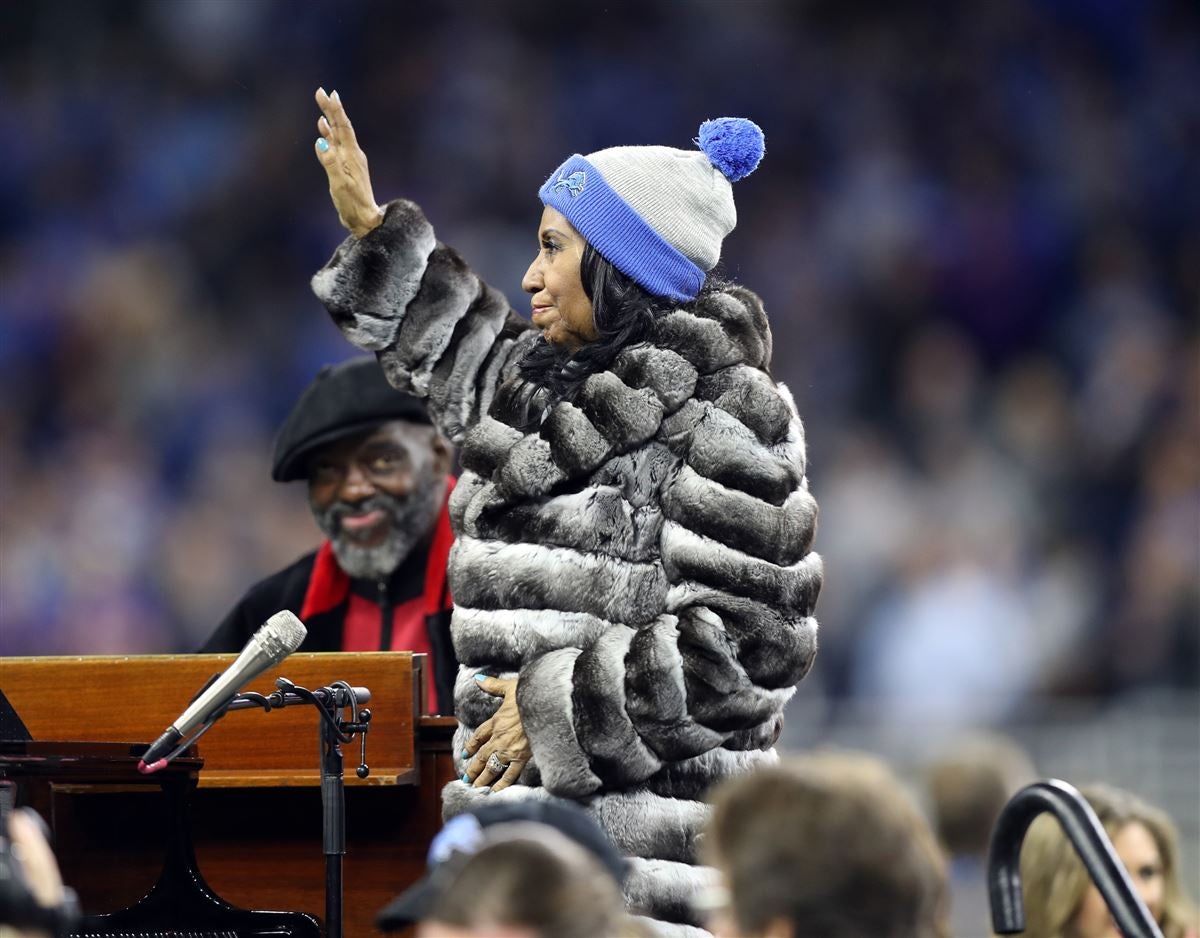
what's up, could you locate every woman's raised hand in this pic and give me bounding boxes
[314,88,385,239]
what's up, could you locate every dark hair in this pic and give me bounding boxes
[517,244,702,405]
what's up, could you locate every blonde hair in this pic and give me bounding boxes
[1019,784,1198,938]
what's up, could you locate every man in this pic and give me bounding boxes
[925,734,1036,938]
[702,752,950,938]
[201,356,456,713]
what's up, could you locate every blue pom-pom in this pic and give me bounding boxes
[697,117,765,182]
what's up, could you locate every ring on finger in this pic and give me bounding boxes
[486,753,508,775]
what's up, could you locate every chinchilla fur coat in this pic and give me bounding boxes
[313,199,821,936]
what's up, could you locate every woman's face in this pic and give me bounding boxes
[522,206,597,350]
[1067,822,1165,938]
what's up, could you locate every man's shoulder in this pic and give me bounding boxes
[200,549,324,653]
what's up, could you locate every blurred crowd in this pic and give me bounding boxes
[2,0,1197,725]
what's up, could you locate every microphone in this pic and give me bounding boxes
[138,610,307,772]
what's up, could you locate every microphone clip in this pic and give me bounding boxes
[225,678,373,779]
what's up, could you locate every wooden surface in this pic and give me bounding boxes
[0,653,421,786]
[0,740,203,783]
[0,656,460,938]
[40,719,458,938]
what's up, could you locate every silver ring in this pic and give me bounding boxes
[486,753,508,775]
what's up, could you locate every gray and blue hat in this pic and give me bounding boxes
[538,117,765,302]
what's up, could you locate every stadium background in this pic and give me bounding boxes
[3,0,1197,883]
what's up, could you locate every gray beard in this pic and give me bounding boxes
[311,472,446,582]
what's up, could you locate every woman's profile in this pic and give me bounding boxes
[1019,784,1198,938]
[310,88,822,935]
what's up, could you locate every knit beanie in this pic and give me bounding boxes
[538,118,765,303]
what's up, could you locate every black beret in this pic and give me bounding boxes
[271,357,432,482]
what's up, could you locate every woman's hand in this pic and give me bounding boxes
[313,87,385,239]
[463,675,532,793]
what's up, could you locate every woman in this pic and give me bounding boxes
[311,88,821,936]
[1019,784,1198,938]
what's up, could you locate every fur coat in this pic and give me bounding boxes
[312,199,822,936]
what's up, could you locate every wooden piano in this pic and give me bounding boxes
[0,653,458,938]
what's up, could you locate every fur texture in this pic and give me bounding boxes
[313,199,823,934]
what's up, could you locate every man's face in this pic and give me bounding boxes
[307,421,450,580]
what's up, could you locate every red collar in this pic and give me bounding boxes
[299,476,457,621]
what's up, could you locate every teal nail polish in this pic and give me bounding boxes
[462,774,469,783]
[316,137,329,153]
[473,673,486,682]
[462,749,469,759]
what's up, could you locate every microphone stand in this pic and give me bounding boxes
[225,677,372,938]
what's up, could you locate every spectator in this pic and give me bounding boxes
[416,833,635,938]
[1019,784,1199,938]
[703,752,949,938]
[925,734,1037,937]
[376,799,640,937]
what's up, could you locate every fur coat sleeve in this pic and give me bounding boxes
[511,290,822,798]
[310,199,538,442]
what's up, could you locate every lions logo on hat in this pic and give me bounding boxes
[551,170,587,197]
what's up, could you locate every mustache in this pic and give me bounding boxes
[320,492,405,532]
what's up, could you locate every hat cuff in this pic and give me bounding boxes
[539,155,705,302]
